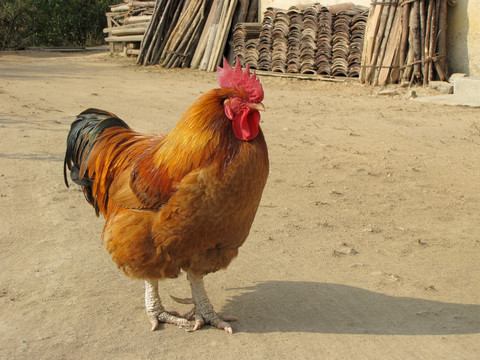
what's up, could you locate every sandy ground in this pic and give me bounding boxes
[1,50,480,360]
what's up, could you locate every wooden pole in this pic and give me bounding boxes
[411,0,421,82]
[398,1,410,80]
[374,0,398,85]
[191,0,219,68]
[435,0,448,80]
[423,0,433,85]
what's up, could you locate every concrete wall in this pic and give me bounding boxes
[447,0,480,76]
[260,0,480,77]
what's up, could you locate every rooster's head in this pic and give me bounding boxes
[217,59,265,141]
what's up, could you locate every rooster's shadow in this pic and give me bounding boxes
[222,281,480,335]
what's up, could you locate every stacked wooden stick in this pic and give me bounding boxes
[360,0,448,86]
[104,1,156,55]
[135,0,258,69]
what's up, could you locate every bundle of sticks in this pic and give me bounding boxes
[360,0,448,86]
[136,0,259,70]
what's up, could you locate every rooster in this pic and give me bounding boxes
[63,59,268,333]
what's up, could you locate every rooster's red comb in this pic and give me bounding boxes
[217,58,264,103]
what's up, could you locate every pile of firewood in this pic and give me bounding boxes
[234,3,369,76]
[104,1,156,55]
[360,0,448,86]
[136,0,259,69]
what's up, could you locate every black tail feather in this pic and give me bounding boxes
[63,108,129,188]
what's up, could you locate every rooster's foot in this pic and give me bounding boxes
[184,307,236,333]
[185,271,236,333]
[149,310,190,331]
[145,279,189,331]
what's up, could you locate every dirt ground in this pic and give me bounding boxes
[1,50,480,360]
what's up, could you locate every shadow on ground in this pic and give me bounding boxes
[222,281,480,335]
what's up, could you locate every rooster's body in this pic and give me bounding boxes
[64,60,268,333]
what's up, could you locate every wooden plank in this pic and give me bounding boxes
[104,24,148,34]
[208,0,238,71]
[254,70,345,82]
[124,15,152,24]
[435,0,447,80]
[105,35,144,42]
[373,0,398,84]
[377,2,402,85]
[109,27,147,36]
[191,0,221,69]
[360,0,382,83]
[199,1,224,70]
[366,0,389,82]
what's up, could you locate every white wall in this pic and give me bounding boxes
[447,0,480,76]
[260,0,371,15]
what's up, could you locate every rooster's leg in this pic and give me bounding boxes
[144,279,189,331]
[186,271,236,334]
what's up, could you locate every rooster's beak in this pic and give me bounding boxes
[250,102,265,112]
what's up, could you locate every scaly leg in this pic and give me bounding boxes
[186,271,236,333]
[144,279,190,331]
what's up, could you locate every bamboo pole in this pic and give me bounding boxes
[423,0,433,86]
[137,0,165,65]
[398,1,410,80]
[428,0,439,82]
[435,0,447,80]
[411,0,421,81]
[403,5,415,82]
[147,0,182,65]
[191,0,220,69]
[419,0,426,76]
[161,0,204,67]
[165,1,206,68]
[199,1,224,70]
[359,0,382,83]
[365,0,389,82]
[151,0,185,65]
[245,0,259,22]
[378,1,402,85]
[373,0,398,85]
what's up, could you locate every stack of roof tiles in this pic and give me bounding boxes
[258,8,276,70]
[271,10,290,72]
[233,3,369,77]
[316,5,333,75]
